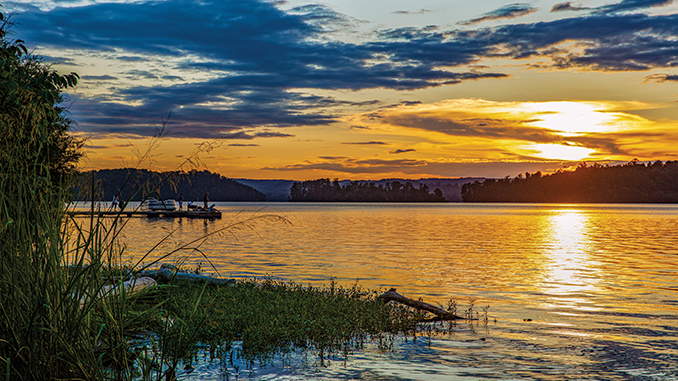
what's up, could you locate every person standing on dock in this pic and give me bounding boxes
[111,194,119,211]
[178,193,184,210]
[203,192,209,209]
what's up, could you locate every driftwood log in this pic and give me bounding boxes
[139,267,234,285]
[378,288,464,320]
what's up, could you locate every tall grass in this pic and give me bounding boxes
[1,124,113,378]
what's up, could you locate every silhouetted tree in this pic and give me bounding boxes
[289,178,447,202]
[461,161,678,203]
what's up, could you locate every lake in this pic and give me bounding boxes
[74,202,678,380]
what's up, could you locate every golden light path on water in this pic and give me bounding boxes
[541,210,600,311]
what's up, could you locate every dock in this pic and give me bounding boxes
[68,210,222,219]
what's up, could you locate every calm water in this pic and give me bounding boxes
[75,203,678,380]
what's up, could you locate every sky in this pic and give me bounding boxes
[5,0,678,180]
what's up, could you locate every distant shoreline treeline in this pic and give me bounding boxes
[461,160,678,203]
[73,168,266,201]
[289,178,447,202]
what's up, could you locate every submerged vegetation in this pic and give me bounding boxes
[462,160,678,203]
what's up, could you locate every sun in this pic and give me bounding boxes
[524,101,613,135]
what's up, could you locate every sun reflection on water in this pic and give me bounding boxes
[539,209,601,311]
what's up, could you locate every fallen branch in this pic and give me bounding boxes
[378,288,464,320]
[139,267,234,285]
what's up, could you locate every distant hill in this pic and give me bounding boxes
[462,160,678,203]
[236,177,484,201]
[233,179,296,201]
[74,169,265,201]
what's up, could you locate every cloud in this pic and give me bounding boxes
[228,143,260,147]
[12,0,678,139]
[551,2,589,12]
[264,157,429,174]
[356,99,669,158]
[220,131,295,140]
[486,13,678,71]
[595,0,675,14]
[390,149,416,154]
[117,56,148,62]
[644,73,678,82]
[459,3,538,25]
[263,156,578,178]
[82,75,117,81]
[392,9,434,15]
[161,75,184,81]
[342,141,388,145]
[365,100,561,144]
[40,55,77,65]
[124,70,158,80]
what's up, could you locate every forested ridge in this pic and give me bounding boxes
[289,178,447,202]
[461,160,678,203]
[74,168,266,201]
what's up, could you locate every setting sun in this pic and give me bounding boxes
[524,101,613,135]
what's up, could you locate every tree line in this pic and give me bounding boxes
[461,160,678,203]
[289,178,447,202]
[73,168,266,202]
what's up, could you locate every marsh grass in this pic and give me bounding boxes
[127,276,424,379]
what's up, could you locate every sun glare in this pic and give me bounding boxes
[521,143,595,161]
[524,101,613,135]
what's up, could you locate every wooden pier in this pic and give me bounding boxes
[68,210,222,219]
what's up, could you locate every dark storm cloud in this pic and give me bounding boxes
[459,3,538,25]
[12,0,678,138]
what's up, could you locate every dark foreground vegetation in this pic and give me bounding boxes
[0,12,431,380]
[75,168,266,202]
[462,160,678,203]
[290,178,447,202]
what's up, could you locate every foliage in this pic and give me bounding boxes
[74,168,267,202]
[0,12,82,186]
[461,160,678,203]
[290,178,447,202]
